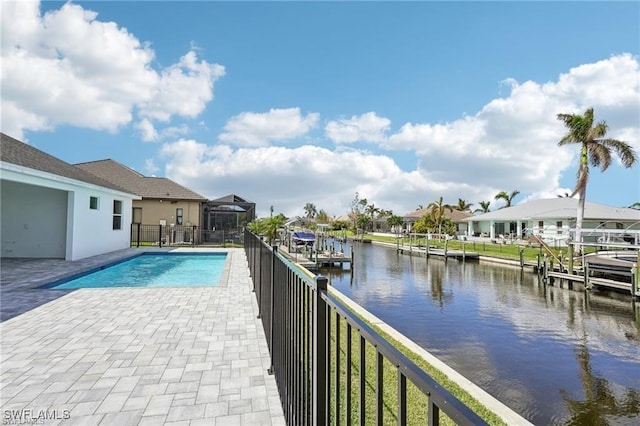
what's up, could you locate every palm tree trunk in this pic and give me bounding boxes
[575,190,585,255]
[574,146,588,255]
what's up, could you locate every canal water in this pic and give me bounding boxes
[322,242,640,425]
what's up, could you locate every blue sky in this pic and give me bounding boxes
[2,1,639,217]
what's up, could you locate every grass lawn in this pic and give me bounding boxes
[329,230,596,268]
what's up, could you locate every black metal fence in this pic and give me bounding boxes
[245,230,489,425]
[130,224,244,247]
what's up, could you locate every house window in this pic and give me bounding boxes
[133,207,142,224]
[90,196,99,210]
[113,200,122,230]
[176,208,183,225]
[557,221,563,235]
[538,220,544,234]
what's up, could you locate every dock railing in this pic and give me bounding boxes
[245,230,488,425]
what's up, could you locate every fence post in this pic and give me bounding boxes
[136,224,141,248]
[313,276,328,426]
[159,224,163,248]
[253,238,259,293]
[268,245,277,374]
[519,248,524,268]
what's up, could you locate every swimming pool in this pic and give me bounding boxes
[44,252,228,289]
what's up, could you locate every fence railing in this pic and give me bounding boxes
[130,224,243,247]
[244,230,488,425]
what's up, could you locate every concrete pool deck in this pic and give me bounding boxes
[0,248,286,425]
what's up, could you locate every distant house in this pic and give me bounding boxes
[0,133,139,260]
[403,208,473,236]
[76,159,207,228]
[465,198,640,246]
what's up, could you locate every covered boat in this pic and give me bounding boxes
[291,231,315,246]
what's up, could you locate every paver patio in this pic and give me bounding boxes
[0,248,285,425]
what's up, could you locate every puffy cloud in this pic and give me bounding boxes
[159,139,438,217]
[136,119,159,142]
[325,112,391,143]
[138,52,225,122]
[0,0,224,139]
[385,54,639,202]
[218,108,320,147]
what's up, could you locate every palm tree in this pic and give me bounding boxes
[494,190,520,208]
[387,215,404,235]
[364,203,380,232]
[557,107,637,250]
[456,198,473,212]
[474,201,491,214]
[428,196,454,235]
[303,202,317,218]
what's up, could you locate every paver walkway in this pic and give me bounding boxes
[1,248,285,425]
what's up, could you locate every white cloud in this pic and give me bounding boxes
[0,0,224,140]
[145,158,160,175]
[325,112,391,144]
[385,54,639,202]
[136,119,159,142]
[138,51,225,122]
[136,119,189,143]
[218,108,320,147]
[159,139,436,217]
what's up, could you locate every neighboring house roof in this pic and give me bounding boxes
[1,133,131,194]
[76,159,207,201]
[466,198,640,222]
[210,194,252,204]
[404,208,473,222]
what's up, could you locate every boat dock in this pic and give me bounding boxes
[278,244,352,270]
[397,246,479,260]
[545,268,639,298]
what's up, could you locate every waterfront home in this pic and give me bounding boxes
[0,133,140,260]
[465,198,640,247]
[76,159,207,229]
[403,208,473,236]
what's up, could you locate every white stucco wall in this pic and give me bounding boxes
[0,180,67,258]
[66,187,133,260]
[1,163,138,260]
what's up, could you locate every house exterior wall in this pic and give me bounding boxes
[67,187,133,260]
[0,180,67,258]
[132,200,202,227]
[0,165,137,261]
[467,217,640,246]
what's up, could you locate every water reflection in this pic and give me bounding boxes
[323,242,640,425]
[562,340,640,425]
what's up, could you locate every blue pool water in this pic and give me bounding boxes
[48,253,227,289]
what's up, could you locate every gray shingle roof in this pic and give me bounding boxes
[76,159,207,201]
[0,133,131,194]
[466,198,640,221]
